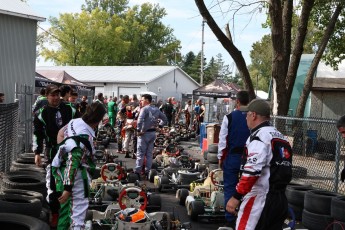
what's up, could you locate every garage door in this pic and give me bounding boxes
[118,87,142,97]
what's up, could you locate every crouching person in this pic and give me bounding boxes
[52,102,106,230]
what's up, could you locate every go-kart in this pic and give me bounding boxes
[150,155,204,192]
[176,168,225,221]
[89,163,161,212]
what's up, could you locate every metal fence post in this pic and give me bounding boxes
[334,131,341,193]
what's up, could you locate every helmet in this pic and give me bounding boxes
[118,208,146,223]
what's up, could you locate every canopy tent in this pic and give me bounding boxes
[192,79,239,124]
[35,71,95,100]
[35,70,95,92]
[192,79,238,99]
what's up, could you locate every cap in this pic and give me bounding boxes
[45,84,61,95]
[240,99,271,116]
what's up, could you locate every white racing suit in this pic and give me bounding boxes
[52,118,95,230]
[233,122,292,230]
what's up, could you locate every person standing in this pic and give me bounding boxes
[52,102,106,230]
[108,97,117,127]
[337,115,345,182]
[218,91,250,227]
[32,88,48,114]
[226,99,293,230]
[116,95,130,153]
[59,85,72,103]
[194,99,205,134]
[184,100,192,128]
[79,95,88,115]
[160,97,174,127]
[33,84,79,228]
[135,94,167,177]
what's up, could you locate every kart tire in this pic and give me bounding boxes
[0,213,50,230]
[3,188,44,203]
[1,173,46,198]
[148,169,158,183]
[158,176,169,192]
[85,210,93,221]
[304,190,339,215]
[207,152,218,164]
[285,185,314,207]
[302,209,333,230]
[331,196,345,222]
[208,144,218,153]
[190,200,205,221]
[9,166,46,176]
[196,164,207,172]
[0,194,42,218]
[148,194,162,211]
[178,188,189,206]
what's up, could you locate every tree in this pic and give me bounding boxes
[40,10,129,65]
[39,2,181,66]
[195,0,344,116]
[82,0,129,16]
[120,3,181,65]
[180,51,196,76]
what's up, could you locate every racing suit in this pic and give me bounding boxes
[218,110,250,223]
[52,118,96,230]
[33,102,77,214]
[107,100,117,127]
[135,105,167,174]
[233,121,292,230]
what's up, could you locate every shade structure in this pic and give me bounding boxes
[35,70,95,92]
[192,79,237,98]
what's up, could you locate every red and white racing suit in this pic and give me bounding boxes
[233,121,292,230]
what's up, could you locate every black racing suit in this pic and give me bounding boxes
[33,102,78,214]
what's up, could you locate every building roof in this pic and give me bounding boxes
[36,66,199,85]
[312,78,345,91]
[0,0,45,21]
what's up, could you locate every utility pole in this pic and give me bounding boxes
[200,19,205,86]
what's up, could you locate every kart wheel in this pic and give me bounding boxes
[190,200,205,221]
[179,188,189,206]
[148,169,158,183]
[148,194,162,211]
[127,172,140,183]
[151,161,158,170]
[158,176,169,192]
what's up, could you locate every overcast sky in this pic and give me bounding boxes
[29,0,270,70]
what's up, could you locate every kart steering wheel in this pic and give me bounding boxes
[210,169,224,187]
[100,163,125,183]
[118,187,148,211]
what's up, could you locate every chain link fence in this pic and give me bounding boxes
[0,102,19,173]
[272,116,345,194]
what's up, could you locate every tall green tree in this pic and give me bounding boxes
[82,0,129,16]
[40,2,180,66]
[120,3,180,65]
[180,51,196,76]
[40,10,129,65]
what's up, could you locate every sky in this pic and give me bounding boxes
[28,0,270,71]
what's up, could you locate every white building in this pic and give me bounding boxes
[36,66,200,102]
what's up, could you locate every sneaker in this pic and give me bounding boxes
[50,213,59,228]
[124,151,131,158]
[132,153,137,159]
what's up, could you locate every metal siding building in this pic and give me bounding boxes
[36,66,200,101]
[0,0,45,103]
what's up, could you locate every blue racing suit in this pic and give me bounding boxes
[218,110,250,223]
